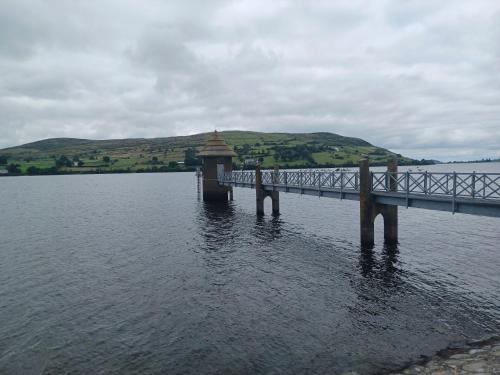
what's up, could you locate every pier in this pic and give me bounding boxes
[199,132,500,246]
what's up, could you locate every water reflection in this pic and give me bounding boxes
[254,215,283,244]
[359,243,401,285]
[197,201,236,252]
[380,243,400,283]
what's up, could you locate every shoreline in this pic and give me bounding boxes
[387,335,500,374]
[0,160,475,178]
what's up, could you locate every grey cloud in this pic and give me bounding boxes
[0,0,499,161]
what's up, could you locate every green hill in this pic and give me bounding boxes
[0,130,417,175]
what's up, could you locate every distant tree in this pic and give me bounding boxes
[151,156,159,164]
[72,155,80,162]
[44,166,59,174]
[77,160,85,167]
[102,156,111,163]
[0,155,8,165]
[55,155,72,168]
[184,148,200,166]
[370,149,385,156]
[27,166,40,175]
[168,161,178,168]
[241,144,251,155]
[7,164,21,174]
[273,144,315,163]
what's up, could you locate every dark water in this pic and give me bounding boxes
[1,163,499,374]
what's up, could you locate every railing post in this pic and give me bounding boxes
[452,172,457,214]
[472,171,476,198]
[318,171,321,196]
[424,171,428,195]
[405,171,410,208]
[340,171,344,199]
[483,174,486,199]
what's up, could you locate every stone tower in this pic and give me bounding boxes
[198,131,236,201]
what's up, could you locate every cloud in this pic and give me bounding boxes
[0,0,499,161]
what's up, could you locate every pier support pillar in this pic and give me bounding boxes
[256,165,265,215]
[271,192,279,215]
[271,165,280,216]
[359,157,399,247]
[255,164,280,216]
[229,187,234,201]
[382,158,398,244]
[360,157,375,247]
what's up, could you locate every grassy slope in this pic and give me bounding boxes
[0,130,413,173]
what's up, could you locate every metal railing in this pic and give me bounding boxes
[223,170,360,191]
[222,170,500,201]
[222,170,256,184]
[371,172,500,200]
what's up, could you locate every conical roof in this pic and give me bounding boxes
[198,131,237,157]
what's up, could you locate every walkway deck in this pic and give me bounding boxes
[221,170,500,218]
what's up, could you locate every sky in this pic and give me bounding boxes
[1,0,499,161]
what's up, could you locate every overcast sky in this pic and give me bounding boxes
[1,0,499,161]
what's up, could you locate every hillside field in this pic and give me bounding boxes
[0,131,422,175]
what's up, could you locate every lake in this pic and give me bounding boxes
[0,162,499,374]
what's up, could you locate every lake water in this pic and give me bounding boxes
[0,163,499,374]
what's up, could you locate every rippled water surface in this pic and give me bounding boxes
[0,163,499,374]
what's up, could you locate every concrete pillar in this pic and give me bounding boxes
[387,158,397,191]
[359,157,374,247]
[256,164,264,215]
[383,207,398,243]
[383,158,398,244]
[272,165,280,215]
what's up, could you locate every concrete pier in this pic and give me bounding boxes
[217,146,500,245]
[255,164,280,216]
[360,157,398,247]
